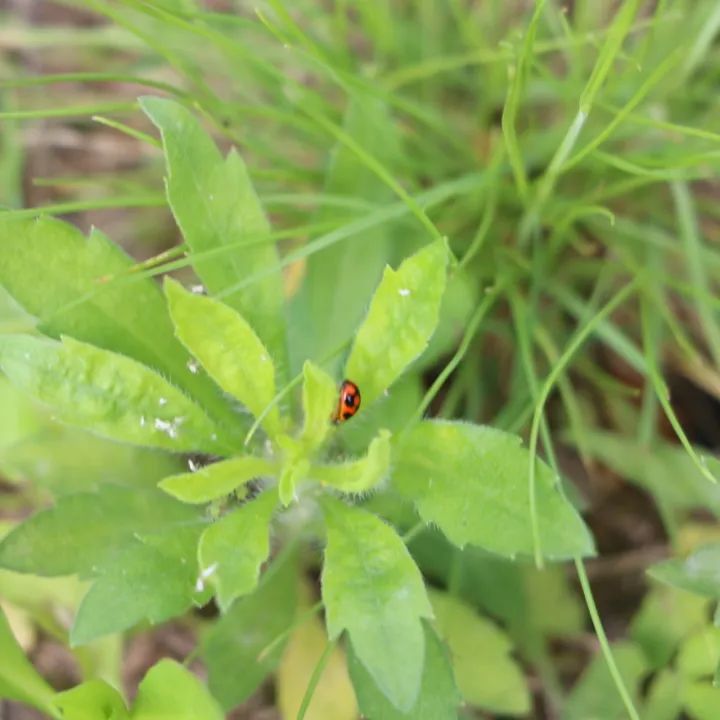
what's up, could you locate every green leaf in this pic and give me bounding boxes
[314,430,392,493]
[0,486,206,644]
[643,671,684,720]
[299,361,337,452]
[131,660,223,720]
[0,606,57,715]
[164,278,282,438]
[348,621,460,720]
[631,584,708,669]
[392,420,594,560]
[0,485,198,576]
[649,544,720,598]
[140,97,287,379]
[683,680,720,720]
[0,216,239,432]
[562,642,647,720]
[203,549,298,710]
[289,97,398,374]
[71,524,204,645]
[0,334,226,454]
[53,680,128,720]
[159,456,275,504]
[677,627,720,679]
[320,497,432,711]
[197,490,278,612]
[430,591,530,715]
[345,239,449,407]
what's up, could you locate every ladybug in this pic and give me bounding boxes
[333,380,361,423]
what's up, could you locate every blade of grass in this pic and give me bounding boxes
[501,0,547,202]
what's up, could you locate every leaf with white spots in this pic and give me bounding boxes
[165,278,282,438]
[0,334,227,454]
[141,97,288,381]
[345,239,449,407]
[197,490,278,611]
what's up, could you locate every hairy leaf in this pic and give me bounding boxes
[165,278,282,438]
[0,334,226,454]
[299,361,338,452]
[159,456,274,504]
[141,97,287,378]
[321,497,432,711]
[197,490,278,611]
[0,216,239,431]
[392,421,594,560]
[345,239,449,407]
[314,430,391,493]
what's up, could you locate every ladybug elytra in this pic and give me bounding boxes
[333,379,361,423]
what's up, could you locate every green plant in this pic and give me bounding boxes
[0,97,592,716]
[3,0,720,718]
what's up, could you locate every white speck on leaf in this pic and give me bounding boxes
[139,416,147,427]
[195,562,219,592]
[190,285,205,295]
[187,358,200,374]
[188,458,199,472]
[158,397,168,406]
[398,288,411,297]
[154,417,183,439]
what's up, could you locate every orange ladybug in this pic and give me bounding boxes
[333,380,361,423]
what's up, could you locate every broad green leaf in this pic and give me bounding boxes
[131,660,223,720]
[314,430,391,493]
[289,97,398,374]
[392,421,594,560]
[643,671,683,720]
[430,591,530,715]
[203,550,298,710]
[320,497,432,711]
[140,97,287,379]
[164,278,282,438]
[159,456,275,504]
[0,334,227,454]
[348,621,460,720]
[299,361,337,452]
[0,216,239,431]
[0,485,198,576]
[345,239,449,407]
[277,609,358,720]
[677,627,720,679]
[5,425,181,495]
[197,490,278,612]
[562,642,647,720]
[631,585,708,669]
[71,524,204,645]
[53,680,128,720]
[683,680,720,720]
[0,606,57,715]
[649,544,720,598]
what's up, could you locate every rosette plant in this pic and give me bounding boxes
[0,98,593,718]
